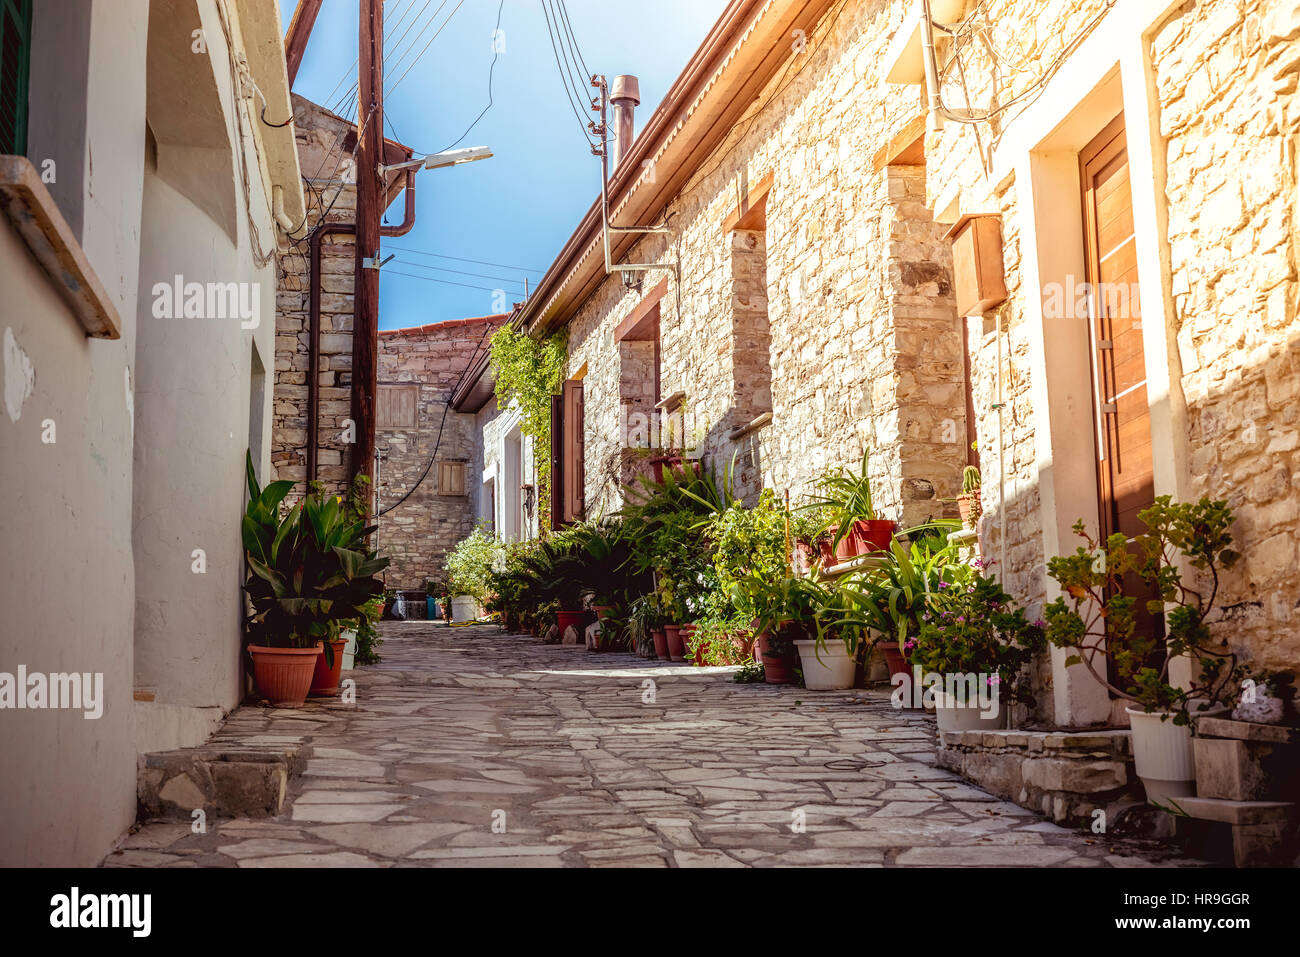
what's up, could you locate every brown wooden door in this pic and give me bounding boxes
[1080,115,1161,677]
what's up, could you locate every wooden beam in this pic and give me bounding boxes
[614,278,669,342]
[284,0,323,88]
[871,112,927,173]
[722,170,774,232]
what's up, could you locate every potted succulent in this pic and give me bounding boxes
[242,455,389,707]
[802,450,894,561]
[1045,497,1245,803]
[956,466,981,530]
[911,573,1045,730]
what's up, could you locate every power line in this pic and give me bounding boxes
[388,256,529,287]
[434,0,507,153]
[389,0,468,95]
[380,0,450,101]
[541,0,598,146]
[385,269,521,293]
[381,243,546,274]
[321,0,422,114]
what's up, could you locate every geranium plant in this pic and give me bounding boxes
[912,574,1046,707]
[1044,496,1245,723]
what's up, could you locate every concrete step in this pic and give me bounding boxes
[136,746,308,821]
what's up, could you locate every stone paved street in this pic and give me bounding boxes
[107,623,1198,868]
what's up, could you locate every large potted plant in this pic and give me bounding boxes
[732,574,821,685]
[858,536,971,685]
[793,578,870,691]
[1045,496,1244,802]
[803,450,894,561]
[242,457,389,707]
[911,573,1045,731]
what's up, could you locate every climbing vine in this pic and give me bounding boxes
[489,326,568,525]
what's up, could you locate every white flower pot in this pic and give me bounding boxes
[340,628,357,671]
[934,690,1005,732]
[793,640,856,690]
[1126,704,1228,803]
[450,596,479,623]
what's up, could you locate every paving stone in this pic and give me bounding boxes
[112,623,1196,868]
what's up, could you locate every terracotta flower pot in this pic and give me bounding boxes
[652,629,670,660]
[556,610,585,642]
[833,534,858,562]
[877,642,910,682]
[956,493,981,529]
[756,630,793,685]
[817,540,837,565]
[309,638,348,697]
[248,644,322,708]
[664,624,685,661]
[592,605,612,620]
[851,519,895,553]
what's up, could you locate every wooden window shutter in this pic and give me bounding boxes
[438,461,466,497]
[376,384,418,429]
[549,392,564,531]
[562,378,585,523]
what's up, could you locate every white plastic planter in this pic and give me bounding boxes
[340,628,357,671]
[1126,704,1228,803]
[450,595,479,623]
[793,640,856,690]
[934,690,1005,732]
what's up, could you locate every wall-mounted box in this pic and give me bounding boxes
[945,213,1007,317]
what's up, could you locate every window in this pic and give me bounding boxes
[724,171,773,428]
[549,378,584,529]
[0,0,32,156]
[376,384,418,429]
[438,460,467,497]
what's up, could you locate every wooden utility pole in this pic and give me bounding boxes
[351,0,384,494]
[283,0,323,87]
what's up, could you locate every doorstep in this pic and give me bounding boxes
[1169,796,1300,867]
[137,745,309,821]
[936,727,1136,825]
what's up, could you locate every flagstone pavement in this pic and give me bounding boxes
[106,622,1199,868]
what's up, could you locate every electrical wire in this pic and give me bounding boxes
[389,0,468,94]
[389,256,530,287]
[385,270,522,293]
[381,244,546,274]
[433,0,507,153]
[541,0,599,146]
[321,0,422,115]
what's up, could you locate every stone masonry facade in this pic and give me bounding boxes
[569,0,968,526]
[538,0,1300,722]
[376,318,505,589]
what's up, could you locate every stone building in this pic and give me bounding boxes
[466,0,1300,731]
[0,0,304,865]
[271,95,507,590]
[374,316,506,589]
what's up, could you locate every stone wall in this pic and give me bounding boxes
[1150,0,1300,671]
[376,318,505,588]
[273,95,359,495]
[567,0,968,525]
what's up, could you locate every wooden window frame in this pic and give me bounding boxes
[376,383,419,430]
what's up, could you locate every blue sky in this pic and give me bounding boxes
[278,0,729,330]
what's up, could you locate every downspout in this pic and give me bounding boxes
[306,169,416,480]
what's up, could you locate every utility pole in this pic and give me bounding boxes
[351,0,384,499]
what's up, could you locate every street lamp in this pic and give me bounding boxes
[379,146,493,176]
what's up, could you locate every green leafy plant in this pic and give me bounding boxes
[709,489,789,619]
[857,536,972,653]
[444,521,501,606]
[802,449,880,549]
[242,453,390,663]
[489,326,567,522]
[1044,496,1245,723]
[911,573,1046,707]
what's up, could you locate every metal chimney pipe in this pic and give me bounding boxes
[609,74,640,170]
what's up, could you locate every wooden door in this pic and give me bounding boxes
[1080,115,1161,678]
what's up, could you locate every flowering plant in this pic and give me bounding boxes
[910,573,1046,707]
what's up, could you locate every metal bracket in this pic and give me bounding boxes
[362,253,395,270]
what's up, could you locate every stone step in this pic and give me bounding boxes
[137,746,308,821]
[1170,796,1299,867]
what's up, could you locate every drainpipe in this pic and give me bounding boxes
[305,169,416,480]
[919,0,946,132]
